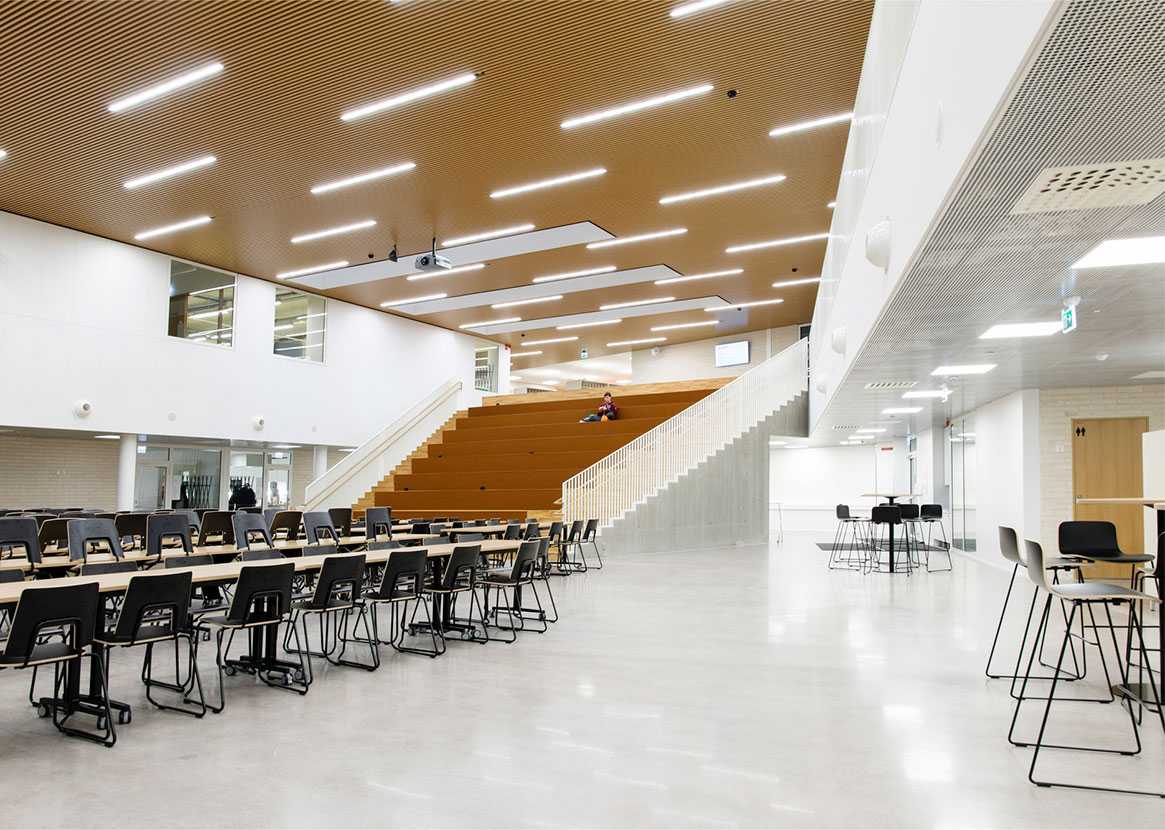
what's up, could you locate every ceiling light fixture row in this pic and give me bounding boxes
[406,263,486,281]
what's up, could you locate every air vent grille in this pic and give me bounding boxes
[832,424,860,431]
[1012,158,1165,214]
[863,380,917,390]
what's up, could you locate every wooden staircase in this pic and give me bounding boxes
[353,380,726,521]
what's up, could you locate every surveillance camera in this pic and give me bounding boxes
[253,415,266,431]
[73,400,93,418]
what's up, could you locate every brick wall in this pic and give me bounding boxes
[1038,385,1165,546]
[0,435,119,510]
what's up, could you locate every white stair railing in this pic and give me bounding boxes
[563,338,808,528]
[304,378,464,511]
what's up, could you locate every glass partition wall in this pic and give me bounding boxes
[947,415,976,551]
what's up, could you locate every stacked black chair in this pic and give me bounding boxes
[364,507,392,541]
[146,514,193,557]
[268,510,303,542]
[328,508,353,537]
[233,511,274,551]
[198,511,235,546]
[0,516,42,566]
[303,512,340,545]
[114,513,149,551]
[557,520,587,573]
[532,537,559,623]
[67,518,124,563]
[37,518,71,554]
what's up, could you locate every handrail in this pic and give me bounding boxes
[563,338,808,528]
[304,378,463,510]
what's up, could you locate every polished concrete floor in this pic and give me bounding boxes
[0,535,1161,828]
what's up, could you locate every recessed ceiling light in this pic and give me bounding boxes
[827,201,837,209]
[931,364,996,376]
[772,276,821,288]
[533,265,617,283]
[380,292,447,308]
[659,173,785,205]
[276,260,349,280]
[522,336,578,346]
[882,407,922,414]
[310,162,415,195]
[1072,236,1165,268]
[768,111,853,138]
[123,154,216,190]
[512,350,543,357]
[341,72,476,122]
[290,219,376,244]
[587,228,687,249]
[0,149,7,161]
[134,215,212,241]
[443,223,536,247]
[557,318,622,330]
[704,298,784,311]
[902,389,948,399]
[607,337,666,347]
[726,232,829,254]
[979,321,1061,339]
[490,167,606,199]
[599,296,675,311]
[650,320,719,331]
[405,263,486,281]
[855,428,886,434]
[93,434,122,440]
[670,0,733,18]
[107,61,223,113]
[654,268,742,286]
[491,295,563,309]
[459,317,521,330]
[562,83,713,130]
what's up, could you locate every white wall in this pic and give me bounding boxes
[971,390,1041,560]
[632,326,800,384]
[0,210,488,447]
[769,444,878,533]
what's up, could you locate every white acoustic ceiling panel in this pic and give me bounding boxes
[291,222,613,289]
[474,296,730,335]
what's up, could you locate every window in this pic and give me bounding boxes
[475,346,498,392]
[265,452,291,508]
[274,287,326,362]
[168,260,235,346]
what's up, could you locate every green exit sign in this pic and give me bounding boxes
[1061,305,1077,333]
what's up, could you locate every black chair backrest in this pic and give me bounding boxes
[503,523,522,540]
[547,521,562,542]
[303,512,339,544]
[371,549,428,599]
[0,570,24,584]
[431,516,448,523]
[114,512,149,545]
[456,532,484,542]
[366,539,401,553]
[0,517,42,563]
[582,519,599,541]
[920,504,942,520]
[38,518,72,551]
[485,518,500,526]
[80,560,139,576]
[567,520,584,542]
[4,581,100,663]
[411,522,431,534]
[429,523,448,535]
[240,549,285,562]
[199,511,235,546]
[836,504,851,520]
[225,562,295,625]
[440,545,480,590]
[262,508,281,529]
[523,521,540,540]
[364,507,392,540]
[164,553,214,569]
[233,512,274,550]
[509,540,541,582]
[1059,521,1122,558]
[899,504,920,520]
[870,505,901,525]
[173,509,202,533]
[146,514,193,556]
[268,510,303,541]
[536,536,551,568]
[61,511,96,519]
[112,571,194,641]
[67,518,124,562]
[305,553,366,610]
[95,512,118,521]
[328,508,353,536]
[998,526,1021,564]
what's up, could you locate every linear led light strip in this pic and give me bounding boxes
[189,308,232,320]
[533,265,616,284]
[599,296,674,311]
[726,232,828,254]
[0,149,7,161]
[490,167,606,199]
[492,295,562,309]
[134,215,212,241]
[290,219,376,244]
[557,318,622,331]
[381,292,447,308]
[277,260,349,280]
[768,111,853,138]
[561,83,712,130]
[651,320,718,332]
[123,155,216,189]
[341,72,476,122]
[522,336,578,346]
[311,162,415,194]
[772,276,821,288]
[444,223,535,246]
[406,263,486,281]
[588,228,686,250]
[459,316,520,330]
[607,337,665,347]
[512,350,543,357]
[670,0,733,17]
[659,174,785,205]
[655,268,741,286]
[107,61,223,113]
[979,321,1060,339]
[704,298,783,311]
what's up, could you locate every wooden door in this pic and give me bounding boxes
[1072,416,1148,578]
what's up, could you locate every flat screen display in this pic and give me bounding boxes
[714,340,750,367]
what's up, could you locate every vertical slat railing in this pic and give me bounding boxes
[563,338,808,528]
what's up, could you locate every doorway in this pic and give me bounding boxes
[1072,416,1148,578]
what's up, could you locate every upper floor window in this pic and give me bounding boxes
[274,287,326,362]
[167,260,235,346]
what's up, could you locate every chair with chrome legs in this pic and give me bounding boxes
[95,570,206,719]
[286,553,377,677]
[829,505,868,570]
[1009,538,1163,797]
[479,540,546,642]
[365,547,443,657]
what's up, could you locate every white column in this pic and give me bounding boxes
[313,445,329,481]
[116,434,137,511]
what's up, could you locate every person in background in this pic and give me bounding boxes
[229,482,258,510]
[580,391,619,423]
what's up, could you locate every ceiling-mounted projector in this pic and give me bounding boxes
[415,236,452,272]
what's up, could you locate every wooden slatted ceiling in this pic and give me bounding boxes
[0,0,871,368]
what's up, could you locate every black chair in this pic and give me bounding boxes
[920,503,949,546]
[531,537,559,623]
[146,514,194,557]
[95,571,206,718]
[0,570,25,633]
[1059,521,1155,584]
[37,518,72,554]
[365,547,442,657]
[867,506,912,574]
[502,523,522,541]
[304,512,340,545]
[0,581,115,746]
[239,548,285,562]
[285,553,376,676]
[328,508,353,537]
[173,509,201,536]
[480,540,546,642]
[67,518,124,563]
[0,517,42,565]
[410,522,432,535]
[233,512,274,551]
[79,560,139,576]
[60,511,96,519]
[262,508,281,530]
[364,507,392,541]
[268,510,303,542]
[114,513,149,551]
[163,553,222,614]
[198,562,309,712]
[581,519,603,569]
[198,511,235,546]
[522,521,541,541]
[423,545,487,644]
[558,520,588,573]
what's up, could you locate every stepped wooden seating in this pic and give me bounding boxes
[355,381,725,521]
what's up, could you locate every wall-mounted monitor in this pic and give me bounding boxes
[714,340,750,368]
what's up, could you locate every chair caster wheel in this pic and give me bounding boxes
[292,669,306,684]
[37,702,51,718]
[118,710,132,725]
[223,665,237,677]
